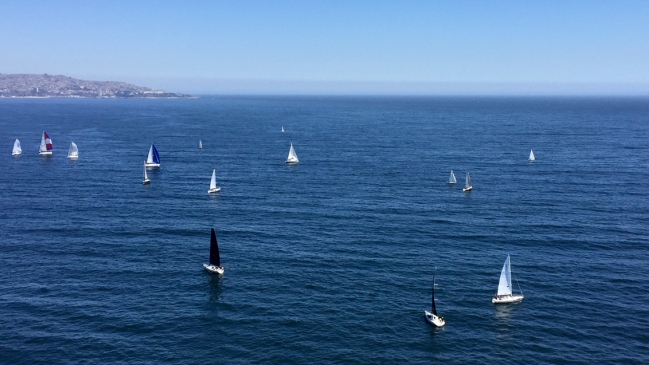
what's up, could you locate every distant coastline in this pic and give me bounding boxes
[0,73,194,98]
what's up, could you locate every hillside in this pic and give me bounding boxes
[0,73,192,98]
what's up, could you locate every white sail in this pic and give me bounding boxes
[448,170,456,184]
[68,142,79,159]
[39,133,46,153]
[286,143,299,163]
[465,172,471,188]
[199,140,203,149]
[529,150,535,161]
[143,161,149,180]
[12,139,22,155]
[146,145,154,164]
[282,126,285,132]
[497,255,513,296]
[210,169,217,190]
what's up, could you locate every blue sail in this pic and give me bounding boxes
[151,145,160,164]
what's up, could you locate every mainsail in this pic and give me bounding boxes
[12,139,22,155]
[68,142,79,158]
[210,228,220,267]
[448,170,456,184]
[143,161,149,180]
[465,172,471,188]
[199,140,203,149]
[210,169,217,190]
[529,150,535,161]
[287,143,299,163]
[146,145,160,165]
[497,255,513,296]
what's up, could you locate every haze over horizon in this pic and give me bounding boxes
[2,0,648,95]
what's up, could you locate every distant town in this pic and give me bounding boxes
[0,73,193,98]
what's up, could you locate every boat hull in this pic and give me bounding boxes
[463,186,472,192]
[68,156,78,160]
[39,151,52,156]
[143,179,151,185]
[203,263,224,275]
[424,310,446,327]
[286,159,299,164]
[492,294,524,304]
[145,163,160,167]
[12,152,21,156]
[208,187,221,193]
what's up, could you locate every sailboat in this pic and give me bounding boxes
[281,126,285,133]
[447,170,457,184]
[12,139,22,155]
[67,142,79,159]
[207,169,221,193]
[529,150,535,161]
[203,228,224,275]
[145,144,160,167]
[39,131,53,155]
[492,254,524,304]
[424,267,446,327]
[142,161,150,185]
[462,172,472,192]
[199,140,203,149]
[286,143,299,164]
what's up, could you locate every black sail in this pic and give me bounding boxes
[210,228,220,266]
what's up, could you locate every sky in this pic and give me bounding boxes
[1,0,648,95]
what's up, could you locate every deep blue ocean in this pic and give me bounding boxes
[0,96,648,364]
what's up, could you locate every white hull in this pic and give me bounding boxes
[208,187,221,193]
[448,181,456,184]
[143,178,151,185]
[424,310,446,327]
[203,263,224,275]
[286,158,299,164]
[463,186,472,192]
[68,156,78,160]
[145,163,160,167]
[492,294,524,304]
[39,151,52,156]
[12,152,21,156]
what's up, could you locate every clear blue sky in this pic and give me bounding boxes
[1,0,648,94]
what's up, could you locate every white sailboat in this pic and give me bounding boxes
[39,131,53,156]
[424,267,446,327]
[281,126,285,133]
[286,143,299,164]
[67,142,79,159]
[12,139,22,155]
[529,150,535,161]
[462,172,472,192]
[203,228,224,274]
[143,161,150,185]
[492,254,524,304]
[199,140,203,149]
[207,169,221,193]
[145,144,160,167]
[447,170,457,184]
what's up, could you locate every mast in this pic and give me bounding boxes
[432,268,438,316]
[210,228,220,267]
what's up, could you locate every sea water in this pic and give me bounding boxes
[0,97,648,363]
